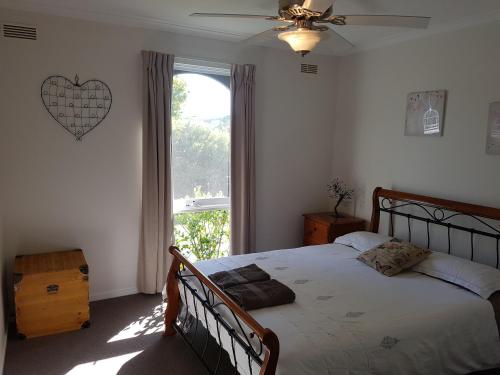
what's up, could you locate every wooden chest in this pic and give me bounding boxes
[14,249,90,339]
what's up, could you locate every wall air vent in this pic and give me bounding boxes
[300,63,318,75]
[2,23,37,40]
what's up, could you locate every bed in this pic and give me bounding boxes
[164,187,500,375]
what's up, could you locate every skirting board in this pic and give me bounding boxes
[90,287,139,302]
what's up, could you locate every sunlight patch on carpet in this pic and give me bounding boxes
[107,304,164,343]
[65,351,143,374]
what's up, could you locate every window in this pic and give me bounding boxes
[171,59,231,261]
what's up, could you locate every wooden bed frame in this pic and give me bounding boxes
[164,187,500,375]
[164,247,279,375]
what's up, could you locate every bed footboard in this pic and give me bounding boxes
[164,246,279,375]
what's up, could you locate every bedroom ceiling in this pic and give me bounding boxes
[2,0,500,55]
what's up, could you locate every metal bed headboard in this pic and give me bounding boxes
[369,187,500,268]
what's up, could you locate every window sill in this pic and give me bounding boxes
[174,204,230,214]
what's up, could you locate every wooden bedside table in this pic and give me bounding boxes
[303,213,365,246]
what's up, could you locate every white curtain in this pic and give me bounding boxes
[230,64,256,255]
[138,50,175,294]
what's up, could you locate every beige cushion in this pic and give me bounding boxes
[357,240,431,276]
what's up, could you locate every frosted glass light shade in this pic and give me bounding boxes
[278,29,323,56]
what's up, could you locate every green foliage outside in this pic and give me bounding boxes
[172,77,188,121]
[171,75,230,200]
[171,74,231,261]
[174,209,230,261]
[172,120,229,200]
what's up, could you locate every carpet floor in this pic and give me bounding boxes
[4,294,232,375]
[9,294,499,375]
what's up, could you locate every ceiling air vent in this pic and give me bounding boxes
[2,23,37,40]
[300,63,318,75]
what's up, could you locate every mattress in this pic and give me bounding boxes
[180,243,500,375]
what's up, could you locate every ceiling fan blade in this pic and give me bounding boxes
[190,12,278,20]
[319,4,333,19]
[338,15,431,28]
[242,28,281,46]
[303,0,336,13]
[323,28,355,50]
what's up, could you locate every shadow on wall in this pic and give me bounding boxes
[332,56,363,217]
[0,213,6,370]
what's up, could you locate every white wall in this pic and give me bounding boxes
[0,208,7,373]
[333,20,500,221]
[0,8,337,301]
[255,48,338,251]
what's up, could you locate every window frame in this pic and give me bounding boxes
[172,58,231,215]
[174,57,231,77]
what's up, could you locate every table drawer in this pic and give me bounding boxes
[303,213,365,247]
[303,219,330,245]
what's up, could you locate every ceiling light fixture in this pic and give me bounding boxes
[191,0,431,57]
[278,28,323,56]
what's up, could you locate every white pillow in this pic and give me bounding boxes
[412,251,500,299]
[334,231,393,252]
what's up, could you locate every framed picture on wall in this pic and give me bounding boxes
[487,102,500,155]
[405,90,446,136]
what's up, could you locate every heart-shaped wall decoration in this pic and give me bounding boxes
[41,75,112,141]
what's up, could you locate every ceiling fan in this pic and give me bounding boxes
[191,0,431,56]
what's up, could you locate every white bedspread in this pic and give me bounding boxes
[180,243,500,375]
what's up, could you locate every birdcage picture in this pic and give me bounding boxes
[486,102,500,155]
[405,90,446,136]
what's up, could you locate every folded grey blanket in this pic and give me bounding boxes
[225,279,296,311]
[208,263,270,290]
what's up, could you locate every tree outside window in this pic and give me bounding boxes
[171,73,231,261]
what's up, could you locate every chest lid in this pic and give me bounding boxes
[15,249,87,276]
